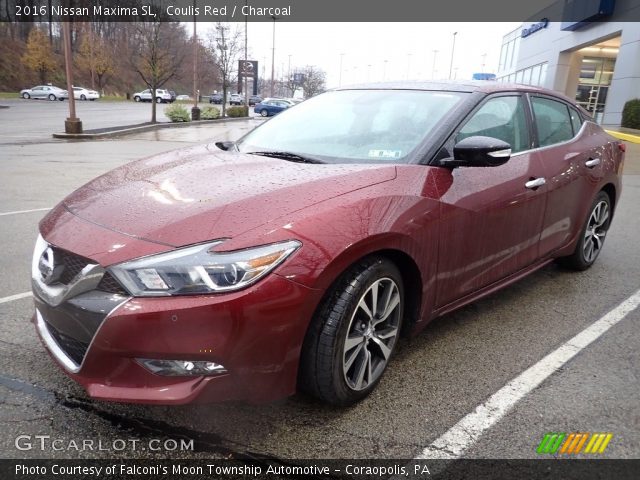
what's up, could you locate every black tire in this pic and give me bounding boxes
[260,109,269,117]
[22,93,30,99]
[156,97,162,103]
[558,191,611,271]
[80,94,86,100]
[134,96,141,102]
[48,94,56,101]
[299,257,404,406]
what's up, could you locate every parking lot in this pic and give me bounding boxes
[0,100,638,463]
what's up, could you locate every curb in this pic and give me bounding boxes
[52,116,256,139]
[605,129,640,144]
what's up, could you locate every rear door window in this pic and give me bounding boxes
[531,97,574,147]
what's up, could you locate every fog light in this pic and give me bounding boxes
[137,359,227,376]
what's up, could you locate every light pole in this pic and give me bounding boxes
[288,54,292,95]
[191,0,200,120]
[338,53,345,86]
[270,16,277,97]
[62,21,81,133]
[244,0,248,106]
[448,32,457,80]
[431,50,439,80]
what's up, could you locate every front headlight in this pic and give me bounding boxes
[109,240,300,296]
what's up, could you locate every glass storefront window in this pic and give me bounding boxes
[539,63,547,87]
[531,64,542,86]
[515,70,523,83]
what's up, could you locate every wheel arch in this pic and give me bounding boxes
[601,183,616,219]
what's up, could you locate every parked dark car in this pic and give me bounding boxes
[254,98,291,117]
[249,95,263,106]
[209,93,223,104]
[32,82,623,407]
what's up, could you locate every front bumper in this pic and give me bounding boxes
[34,272,322,404]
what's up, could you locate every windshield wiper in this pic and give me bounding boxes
[247,151,325,164]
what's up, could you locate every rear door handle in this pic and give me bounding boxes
[525,178,546,189]
[585,158,601,168]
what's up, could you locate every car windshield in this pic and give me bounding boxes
[236,89,468,163]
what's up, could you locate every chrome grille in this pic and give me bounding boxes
[55,248,92,284]
[96,271,128,295]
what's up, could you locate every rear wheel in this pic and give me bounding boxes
[558,191,611,270]
[260,109,269,117]
[299,257,404,406]
[156,97,162,103]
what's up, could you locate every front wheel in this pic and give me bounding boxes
[80,94,86,100]
[260,109,269,117]
[558,191,611,270]
[22,92,30,99]
[299,257,404,406]
[134,96,141,102]
[156,97,163,103]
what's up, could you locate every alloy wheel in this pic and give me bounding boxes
[583,200,609,263]
[343,277,401,391]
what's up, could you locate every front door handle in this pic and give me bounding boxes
[525,178,546,189]
[585,158,601,168]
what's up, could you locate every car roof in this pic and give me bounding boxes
[333,80,576,104]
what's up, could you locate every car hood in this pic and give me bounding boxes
[62,145,397,247]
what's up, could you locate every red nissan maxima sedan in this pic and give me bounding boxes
[32,82,624,406]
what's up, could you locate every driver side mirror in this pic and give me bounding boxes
[442,136,512,168]
[215,141,235,151]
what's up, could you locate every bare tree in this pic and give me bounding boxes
[129,21,188,123]
[301,66,327,99]
[209,22,243,117]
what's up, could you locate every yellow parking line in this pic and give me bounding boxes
[605,130,640,144]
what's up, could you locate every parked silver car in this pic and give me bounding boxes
[133,89,173,103]
[20,85,68,101]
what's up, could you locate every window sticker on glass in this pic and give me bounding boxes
[368,149,402,159]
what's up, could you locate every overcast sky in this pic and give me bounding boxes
[200,22,522,88]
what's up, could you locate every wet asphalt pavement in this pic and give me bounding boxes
[0,100,638,463]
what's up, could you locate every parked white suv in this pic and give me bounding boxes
[133,89,173,103]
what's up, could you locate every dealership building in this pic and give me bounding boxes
[495,0,640,126]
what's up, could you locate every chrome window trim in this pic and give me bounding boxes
[510,120,590,158]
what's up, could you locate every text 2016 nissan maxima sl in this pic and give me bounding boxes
[32,82,624,406]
